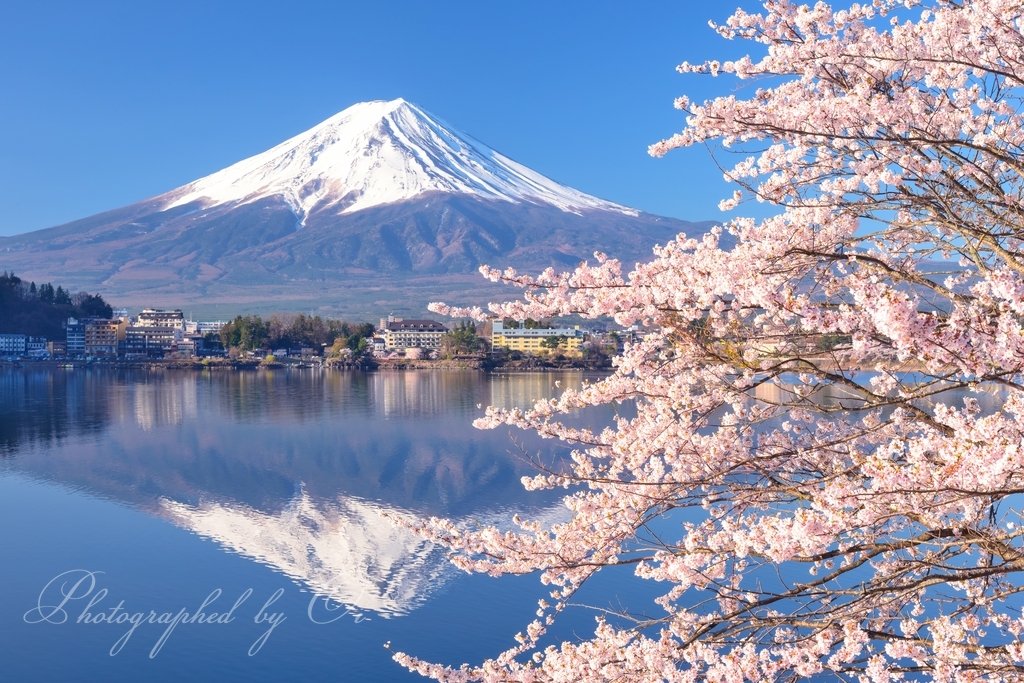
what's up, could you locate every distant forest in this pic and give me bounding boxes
[0,272,113,339]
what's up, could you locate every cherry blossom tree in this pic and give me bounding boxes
[398,1,1024,679]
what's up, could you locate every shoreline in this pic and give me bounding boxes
[0,356,611,373]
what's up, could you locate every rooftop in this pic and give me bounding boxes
[384,320,447,332]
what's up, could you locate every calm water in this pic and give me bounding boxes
[0,367,626,682]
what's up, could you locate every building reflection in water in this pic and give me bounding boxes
[131,374,199,430]
[487,372,586,412]
[370,371,483,418]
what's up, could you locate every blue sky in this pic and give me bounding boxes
[0,1,754,236]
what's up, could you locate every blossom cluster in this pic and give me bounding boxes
[403,1,1024,680]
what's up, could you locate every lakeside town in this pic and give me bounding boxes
[0,308,626,368]
[0,271,631,369]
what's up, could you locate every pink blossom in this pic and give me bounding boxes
[400,1,1024,679]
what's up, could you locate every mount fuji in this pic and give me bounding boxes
[0,99,711,316]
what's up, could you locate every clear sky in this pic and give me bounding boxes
[0,1,754,237]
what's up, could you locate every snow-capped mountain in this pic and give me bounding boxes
[165,98,638,221]
[0,99,712,315]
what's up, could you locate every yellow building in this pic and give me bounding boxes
[490,321,584,357]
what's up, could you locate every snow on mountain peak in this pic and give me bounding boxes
[164,99,638,221]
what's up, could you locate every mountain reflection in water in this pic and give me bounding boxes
[0,368,599,617]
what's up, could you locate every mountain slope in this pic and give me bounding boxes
[0,99,712,317]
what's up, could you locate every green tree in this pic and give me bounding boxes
[439,321,481,359]
[540,335,568,352]
[0,273,113,338]
[219,315,269,352]
[38,283,54,304]
[73,292,113,318]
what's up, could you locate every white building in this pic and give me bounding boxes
[123,326,181,358]
[26,336,47,354]
[136,309,185,330]
[197,321,227,335]
[378,316,447,351]
[65,318,86,356]
[0,333,27,356]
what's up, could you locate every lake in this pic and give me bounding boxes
[0,367,622,682]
